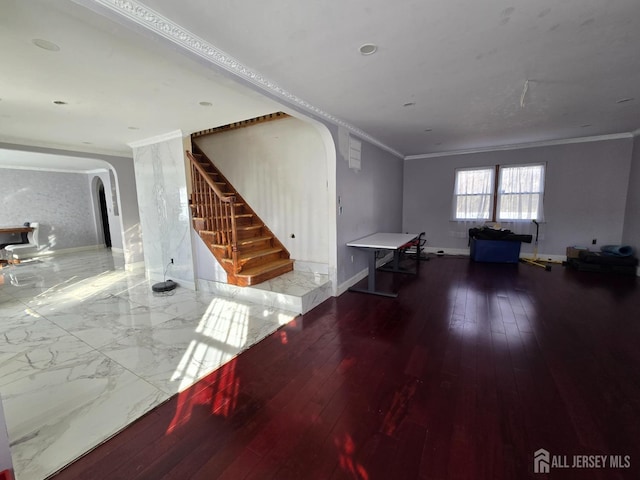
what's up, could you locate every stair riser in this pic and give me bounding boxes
[236,227,265,241]
[240,251,286,271]
[232,262,294,287]
[238,238,273,253]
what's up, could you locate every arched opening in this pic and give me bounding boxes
[98,181,112,248]
[92,176,112,249]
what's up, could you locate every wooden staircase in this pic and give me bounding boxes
[187,147,294,286]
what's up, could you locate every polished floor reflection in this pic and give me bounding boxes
[53,255,640,480]
[0,251,296,480]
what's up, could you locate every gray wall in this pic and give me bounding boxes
[622,135,640,251]
[0,168,99,251]
[336,137,404,286]
[403,137,634,256]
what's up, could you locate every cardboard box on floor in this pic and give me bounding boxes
[566,246,588,259]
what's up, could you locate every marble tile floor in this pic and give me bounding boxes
[0,250,298,480]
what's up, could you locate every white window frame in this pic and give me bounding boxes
[496,163,545,222]
[452,166,495,221]
[452,163,546,222]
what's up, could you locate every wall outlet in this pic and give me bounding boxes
[170,258,174,264]
[592,238,597,245]
[351,255,354,263]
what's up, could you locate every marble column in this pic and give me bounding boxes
[131,131,195,288]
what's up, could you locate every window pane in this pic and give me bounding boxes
[500,165,543,193]
[453,167,494,220]
[499,193,540,220]
[497,164,544,221]
[456,194,491,219]
[455,169,493,195]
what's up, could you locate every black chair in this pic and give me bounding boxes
[400,232,427,270]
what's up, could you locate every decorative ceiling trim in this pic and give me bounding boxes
[0,164,107,174]
[405,133,634,161]
[127,129,184,148]
[89,0,404,159]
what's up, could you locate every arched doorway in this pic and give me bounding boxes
[92,176,112,249]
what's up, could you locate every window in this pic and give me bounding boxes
[497,164,545,221]
[453,163,545,221]
[453,167,494,220]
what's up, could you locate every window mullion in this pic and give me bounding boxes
[492,165,499,222]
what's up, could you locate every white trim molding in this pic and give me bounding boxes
[405,133,633,161]
[88,0,403,159]
[127,129,184,149]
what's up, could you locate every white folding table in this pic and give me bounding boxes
[347,232,419,297]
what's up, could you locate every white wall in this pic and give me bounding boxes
[403,137,634,256]
[195,116,329,271]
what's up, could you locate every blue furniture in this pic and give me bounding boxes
[470,238,521,264]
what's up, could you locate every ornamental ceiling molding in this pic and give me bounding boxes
[89,0,404,159]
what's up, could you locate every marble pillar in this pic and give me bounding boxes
[131,131,195,288]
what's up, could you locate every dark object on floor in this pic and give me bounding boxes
[468,227,533,244]
[600,244,634,257]
[152,279,177,292]
[566,250,638,275]
[470,238,521,263]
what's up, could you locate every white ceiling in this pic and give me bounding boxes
[1,0,639,169]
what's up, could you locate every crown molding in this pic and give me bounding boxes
[88,0,404,159]
[0,164,107,174]
[127,129,184,148]
[405,133,634,161]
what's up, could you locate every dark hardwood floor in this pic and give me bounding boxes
[52,256,640,479]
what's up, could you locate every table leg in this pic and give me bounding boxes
[378,249,418,275]
[348,249,398,298]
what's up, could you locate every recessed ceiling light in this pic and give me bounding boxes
[580,124,592,128]
[403,102,416,107]
[53,100,67,105]
[424,128,433,132]
[616,97,634,104]
[199,101,213,107]
[32,38,60,51]
[359,43,378,55]
[128,126,140,130]
[82,141,93,145]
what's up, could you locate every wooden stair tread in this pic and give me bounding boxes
[235,259,294,278]
[237,224,263,232]
[237,235,272,246]
[220,247,283,262]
